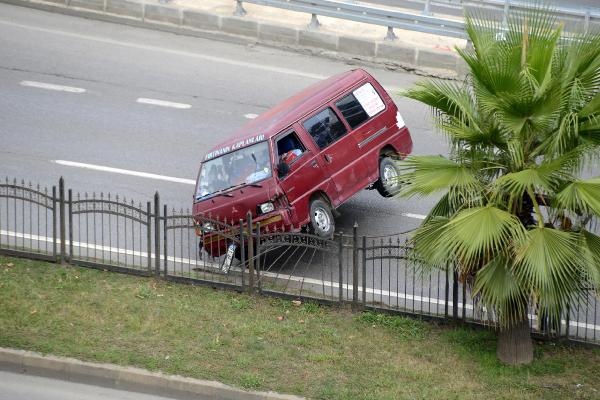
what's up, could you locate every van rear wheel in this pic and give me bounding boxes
[376,156,401,197]
[309,198,335,238]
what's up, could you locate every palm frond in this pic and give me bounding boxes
[443,206,527,274]
[554,177,600,216]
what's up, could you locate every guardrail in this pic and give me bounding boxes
[234,0,467,40]
[233,0,600,41]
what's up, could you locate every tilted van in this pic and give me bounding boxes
[193,69,413,256]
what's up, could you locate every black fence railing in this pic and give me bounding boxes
[1,177,599,346]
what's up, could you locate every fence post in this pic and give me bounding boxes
[146,202,152,273]
[361,235,366,307]
[239,218,245,290]
[68,189,73,262]
[154,192,160,277]
[352,223,359,310]
[338,232,343,303]
[444,261,450,317]
[59,177,66,265]
[52,186,57,260]
[163,204,168,277]
[246,212,254,293]
[452,268,459,320]
[255,222,261,293]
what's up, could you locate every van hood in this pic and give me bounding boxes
[192,180,274,224]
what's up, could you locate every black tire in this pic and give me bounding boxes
[309,198,335,238]
[376,156,401,197]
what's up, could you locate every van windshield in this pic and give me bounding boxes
[195,141,271,200]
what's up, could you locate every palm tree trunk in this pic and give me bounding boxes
[496,314,534,365]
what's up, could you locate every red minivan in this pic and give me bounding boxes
[193,69,412,255]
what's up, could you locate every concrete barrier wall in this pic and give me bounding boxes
[0,0,464,77]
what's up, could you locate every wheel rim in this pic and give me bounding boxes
[383,164,398,188]
[313,207,331,232]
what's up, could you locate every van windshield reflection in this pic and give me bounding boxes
[195,141,271,200]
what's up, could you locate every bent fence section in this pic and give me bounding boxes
[0,177,598,346]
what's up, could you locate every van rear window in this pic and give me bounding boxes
[335,93,369,129]
[336,83,386,129]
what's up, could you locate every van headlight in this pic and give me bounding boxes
[259,202,275,214]
[202,222,215,233]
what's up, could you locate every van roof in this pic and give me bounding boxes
[204,69,371,159]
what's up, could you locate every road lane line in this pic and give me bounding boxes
[2,228,599,333]
[136,98,191,109]
[54,160,196,185]
[1,21,328,81]
[244,113,258,119]
[20,80,86,93]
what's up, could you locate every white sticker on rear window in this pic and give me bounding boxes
[353,83,385,117]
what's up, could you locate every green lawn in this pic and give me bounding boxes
[0,256,599,399]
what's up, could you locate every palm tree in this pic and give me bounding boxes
[399,3,600,364]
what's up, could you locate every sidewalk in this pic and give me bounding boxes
[0,347,303,400]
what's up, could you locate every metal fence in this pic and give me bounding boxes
[233,0,600,41]
[0,177,598,346]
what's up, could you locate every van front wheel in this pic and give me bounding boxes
[376,157,401,197]
[310,199,335,238]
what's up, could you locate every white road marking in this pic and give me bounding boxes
[1,21,328,81]
[53,160,196,185]
[2,228,599,333]
[136,98,191,109]
[20,80,86,93]
[244,113,258,119]
[402,212,426,220]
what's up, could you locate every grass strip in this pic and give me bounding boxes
[0,256,599,399]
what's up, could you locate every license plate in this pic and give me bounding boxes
[221,243,237,273]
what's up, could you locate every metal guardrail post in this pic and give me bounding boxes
[422,0,432,16]
[154,192,160,277]
[502,0,510,27]
[352,223,359,309]
[308,13,321,30]
[385,27,397,41]
[234,0,247,17]
[59,177,66,265]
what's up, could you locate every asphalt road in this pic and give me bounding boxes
[0,2,446,237]
[0,371,177,400]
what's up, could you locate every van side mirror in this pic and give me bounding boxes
[277,160,290,178]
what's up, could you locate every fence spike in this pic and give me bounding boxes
[13,178,16,185]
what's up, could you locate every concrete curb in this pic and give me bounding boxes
[0,0,465,78]
[0,347,304,400]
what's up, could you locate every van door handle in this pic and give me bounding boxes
[324,154,333,163]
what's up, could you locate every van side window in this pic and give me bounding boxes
[276,132,305,165]
[303,107,347,150]
[336,83,386,129]
[335,93,369,129]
